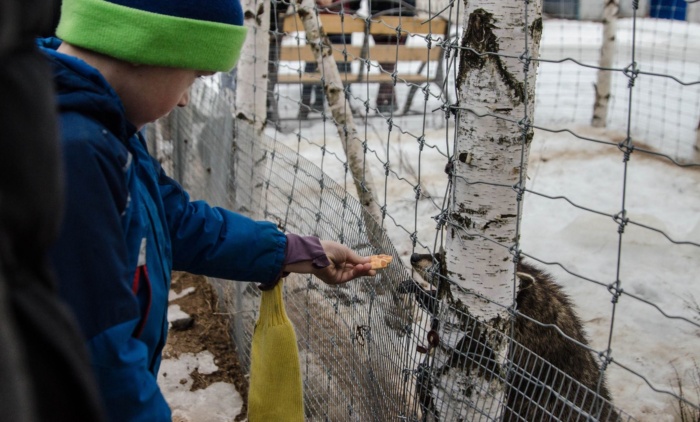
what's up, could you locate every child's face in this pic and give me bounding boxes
[121,65,215,129]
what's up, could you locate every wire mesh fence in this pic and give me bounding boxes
[150,0,700,420]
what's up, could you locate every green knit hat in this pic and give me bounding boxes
[56,0,248,72]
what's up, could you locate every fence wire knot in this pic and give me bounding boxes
[613,210,628,234]
[410,231,418,247]
[509,245,521,264]
[607,280,623,303]
[443,40,452,59]
[413,184,422,200]
[417,135,425,151]
[512,182,525,202]
[623,62,639,87]
[518,116,532,132]
[519,51,532,71]
[432,209,448,229]
[617,139,634,162]
[360,180,369,193]
[598,349,613,371]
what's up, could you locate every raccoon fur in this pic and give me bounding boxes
[406,252,620,421]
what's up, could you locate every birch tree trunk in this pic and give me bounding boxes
[592,0,619,128]
[235,0,270,134]
[295,0,384,228]
[437,0,543,419]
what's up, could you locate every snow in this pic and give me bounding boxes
[159,351,244,422]
[169,287,196,302]
[522,128,700,420]
[161,298,245,421]
[167,304,191,328]
[162,16,699,422]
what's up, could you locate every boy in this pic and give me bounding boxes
[39,0,376,421]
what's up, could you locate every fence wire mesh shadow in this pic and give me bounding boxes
[224,120,422,420]
[207,119,634,421]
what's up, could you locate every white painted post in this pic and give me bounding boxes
[235,0,271,134]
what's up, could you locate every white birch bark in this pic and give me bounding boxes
[295,0,383,227]
[592,0,619,128]
[234,0,271,134]
[438,0,543,419]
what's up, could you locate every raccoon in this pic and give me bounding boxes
[406,252,620,421]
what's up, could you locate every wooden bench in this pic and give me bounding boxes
[276,13,449,114]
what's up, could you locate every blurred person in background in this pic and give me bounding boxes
[298,0,361,119]
[369,0,416,112]
[0,0,106,421]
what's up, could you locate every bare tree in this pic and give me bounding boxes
[294,0,384,228]
[592,0,620,128]
[439,0,543,419]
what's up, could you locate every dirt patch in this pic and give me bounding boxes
[164,272,249,420]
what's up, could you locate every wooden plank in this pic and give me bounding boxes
[282,14,448,37]
[367,16,447,36]
[276,13,449,105]
[365,45,442,61]
[279,45,441,62]
[282,14,366,34]
[279,46,364,62]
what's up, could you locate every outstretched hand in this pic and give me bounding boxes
[282,240,375,285]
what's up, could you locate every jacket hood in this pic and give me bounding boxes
[38,37,136,141]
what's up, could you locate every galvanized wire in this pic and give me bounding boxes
[151,0,700,419]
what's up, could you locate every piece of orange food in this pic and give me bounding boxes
[369,254,393,270]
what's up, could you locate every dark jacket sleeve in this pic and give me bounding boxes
[50,116,170,422]
[158,169,287,284]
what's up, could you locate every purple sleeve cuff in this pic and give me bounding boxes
[284,233,331,269]
[258,234,330,290]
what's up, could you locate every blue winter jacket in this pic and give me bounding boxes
[40,39,287,422]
